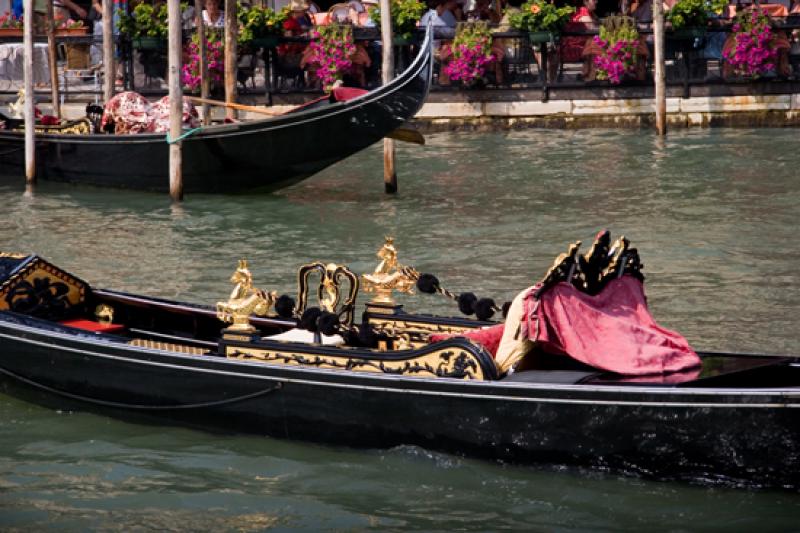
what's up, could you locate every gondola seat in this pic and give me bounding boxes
[429,323,504,358]
[264,328,344,346]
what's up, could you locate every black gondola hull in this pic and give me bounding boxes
[2,313,799,489]
[0,33,433,193]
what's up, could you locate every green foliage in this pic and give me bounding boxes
[118,2,173,39]
[506,0,574,34]
[666,0,727,30]
[598,15,638,44]
[368,0,426,40]
[238,4,287,43]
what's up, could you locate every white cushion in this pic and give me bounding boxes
[264,328,345,346]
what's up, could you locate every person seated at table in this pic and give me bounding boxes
[420,0,460,29]
[554,0,599,81]
[466,0,500,22]
[421,0,461,84]
[202,0,224,27]
[277,0,314,87]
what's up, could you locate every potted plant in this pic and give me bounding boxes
[368,0,426,43]
[238,4,287,48]
[724,7,780,79]
[507,0,574,44]
[182,31,225,92]
[441,22,496,87]
[55,17,89,36]
[307,24,357,91]
[0,13,23,37]
[666,0,726,39]
[592,16,640,84]
[118,3,168,50]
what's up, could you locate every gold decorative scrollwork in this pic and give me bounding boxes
[297,262,359,327]
[368,317,479,349]
[225,344,489,380]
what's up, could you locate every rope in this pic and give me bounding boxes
[165,127,202,145]
[0,365,283,410]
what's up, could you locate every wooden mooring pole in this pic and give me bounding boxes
[22,0,35,187]
[224,0,237,120]
[653,0,666,135]
[45,1,60,118]
[168,0,184,201]
[195,0,210,125]
[379,0,397,193]
[103,0,115,103]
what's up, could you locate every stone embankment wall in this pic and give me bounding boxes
[412,94,800,131]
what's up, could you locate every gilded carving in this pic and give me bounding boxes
[297,262,359,327]
[361,237,416,305]
[216,259,276,332]
[226,344,487,380]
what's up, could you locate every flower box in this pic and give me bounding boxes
[133,36,166,50]
[0,28,23,37]
[250,35,280,48]
[528,31,554,44]
[669,26,706,40]
[56,27,89,36]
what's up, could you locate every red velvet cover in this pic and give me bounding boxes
[430,323,505,358]
[522,276,701,375]
[60,319,126,334]
[332,87,369,102]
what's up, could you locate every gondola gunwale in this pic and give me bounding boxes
[0,26,434,146]
[2,310,800,409]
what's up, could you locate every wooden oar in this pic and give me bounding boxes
[184,95,425,145]
[185,96,283,116]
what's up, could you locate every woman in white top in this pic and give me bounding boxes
[202,0,225,27]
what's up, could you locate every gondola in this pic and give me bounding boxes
[1,233,799,489]
[0,28,433,194]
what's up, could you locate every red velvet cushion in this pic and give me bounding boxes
[60,319,126,334]
[429,323,505,358]
[332,87,369,102]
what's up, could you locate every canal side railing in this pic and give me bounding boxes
[2,20,800,103]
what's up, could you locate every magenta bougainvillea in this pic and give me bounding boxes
[592,18,639,85]
[443,23,495,86]
[307,24,356,91]
[725,8,778,78]
[181,32,224,92]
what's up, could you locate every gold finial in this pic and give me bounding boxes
[216,258,276,332]
[95,304,114,324]
[361,237,416,305]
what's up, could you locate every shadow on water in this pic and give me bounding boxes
[1,129,800,528]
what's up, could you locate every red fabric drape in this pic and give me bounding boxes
[522,276,701,375]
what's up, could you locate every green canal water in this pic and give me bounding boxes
[1,128,799,530]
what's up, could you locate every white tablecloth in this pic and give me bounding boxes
[0,43,50,83]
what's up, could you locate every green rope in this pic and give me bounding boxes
[165,127,202,144]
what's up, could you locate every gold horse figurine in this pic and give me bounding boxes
[361,237,416,304]
[216,259,276,332]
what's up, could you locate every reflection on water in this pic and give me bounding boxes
[1,128,800,528]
